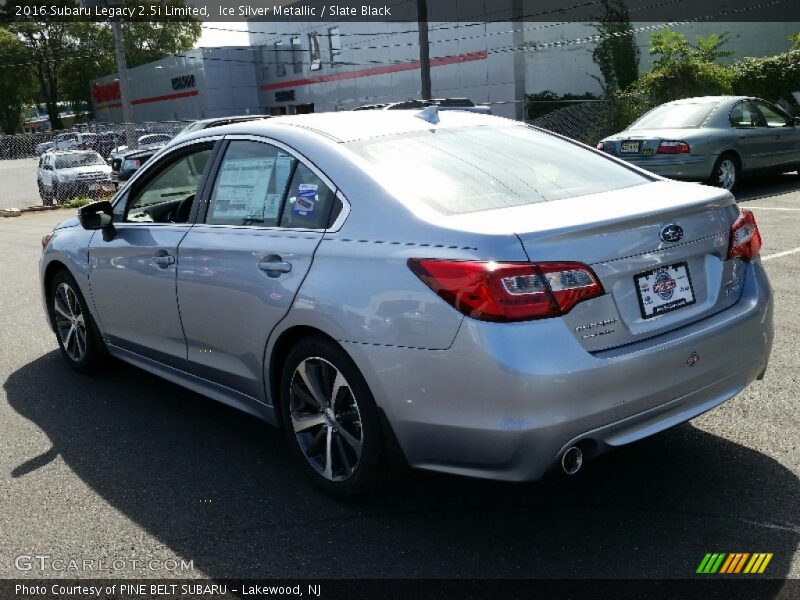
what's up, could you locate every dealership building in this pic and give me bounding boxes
[91,21,800,122]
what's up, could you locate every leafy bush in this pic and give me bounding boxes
[730,50,800,112]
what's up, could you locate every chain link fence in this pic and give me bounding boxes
[526,93,657,145]
[0,120,192,161]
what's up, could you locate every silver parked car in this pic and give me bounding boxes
[599,96,800,190]
[40,110,773,496]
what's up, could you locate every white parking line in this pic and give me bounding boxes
[762,247,800,262]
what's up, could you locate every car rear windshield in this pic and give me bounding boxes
[347,125,649,215]
[54,152,105,169]
[628,102,719,130]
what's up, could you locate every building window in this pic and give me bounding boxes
[328,27,341,62]
[291,37,303,74]
[308,32,321,71]
[274,42,286,76]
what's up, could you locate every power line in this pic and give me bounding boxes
[0,0,788,69]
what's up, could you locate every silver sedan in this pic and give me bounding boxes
[599,95,800,190]
[39,110,773,496]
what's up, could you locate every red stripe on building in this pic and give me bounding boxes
[96,89,198,110]
[260,51,488,91]
[132,89,199,105]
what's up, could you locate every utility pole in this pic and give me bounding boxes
[111,19,136,149]
[417,0,431,100]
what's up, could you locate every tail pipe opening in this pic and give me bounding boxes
[561,446,583,475]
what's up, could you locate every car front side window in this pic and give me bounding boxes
[124,145,213,224]
[753,101,790,128]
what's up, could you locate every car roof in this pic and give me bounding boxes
[199,109,512,144]
[45,149,101,156]
[665,96,750,105]
[123,146,164,158]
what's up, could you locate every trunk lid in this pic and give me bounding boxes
[606,128,696,158]
[444,180,743,351]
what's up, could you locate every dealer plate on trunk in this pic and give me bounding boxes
[634,262,696,319]
[620,140,641,154]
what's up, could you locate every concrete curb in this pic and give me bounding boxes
[1,205,61,217]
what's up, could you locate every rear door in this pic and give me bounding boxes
[176,137,344,401]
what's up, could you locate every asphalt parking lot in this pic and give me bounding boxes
[0,158,40,211]
[0,175,798,582]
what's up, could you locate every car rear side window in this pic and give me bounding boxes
[279,162,339,229]
[207,140,295,227]
[347,125,648,216]
[729,101,761,128]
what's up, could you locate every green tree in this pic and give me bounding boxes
[5,20,72,129]
[649,28,734,68]
[4,0,201,129]
[0,28,37,133]
[591,0,640,94]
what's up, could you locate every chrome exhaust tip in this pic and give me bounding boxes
[561,446,583,475]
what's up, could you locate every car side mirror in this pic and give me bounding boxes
[78,200,115,236]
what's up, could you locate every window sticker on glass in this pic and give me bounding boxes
[213,157,273,220]
[293,183,318,216]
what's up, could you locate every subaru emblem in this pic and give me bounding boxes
[660,224,684,243]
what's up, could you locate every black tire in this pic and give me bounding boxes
[52,182,64,205]
[709,153,741,191]
[280,336,385,497]
[48,269,106,373]
[38,182,52,206]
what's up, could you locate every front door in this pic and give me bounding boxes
[177,138,342,400]
[87,142,215,369]
[751,100,800,169]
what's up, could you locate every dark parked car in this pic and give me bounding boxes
[110,145,165,187]
[115,147,161,188]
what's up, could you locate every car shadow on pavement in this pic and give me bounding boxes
[735,173,800,203]
[5,351,798,582]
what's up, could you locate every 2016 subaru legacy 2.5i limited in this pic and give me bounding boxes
[40,109,773,496]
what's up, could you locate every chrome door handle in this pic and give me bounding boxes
[258,257,292,277]
[152,254,175,267]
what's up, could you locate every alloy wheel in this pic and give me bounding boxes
[717,159,737,190]
[53,282,87,362]
[289,357,363,481]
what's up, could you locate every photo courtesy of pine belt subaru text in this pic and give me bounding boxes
[39,109,774,497]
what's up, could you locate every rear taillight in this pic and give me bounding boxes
[407,259,604,322]
[728,209,761,261]
[657,141,690,154]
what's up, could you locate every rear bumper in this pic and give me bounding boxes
[619,155,715,181]
[344,260,773,481]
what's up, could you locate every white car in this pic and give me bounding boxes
[108,133,173,161]
[37,150,112,205]
[35,132,97,156]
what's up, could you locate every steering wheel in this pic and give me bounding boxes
[168,194,195,223]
